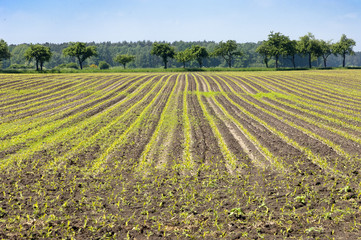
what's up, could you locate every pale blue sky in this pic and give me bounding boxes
[1,0,361,50]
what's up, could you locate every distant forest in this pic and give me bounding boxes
[2,40,361,69]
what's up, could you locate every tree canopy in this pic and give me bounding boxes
[255,41,271,68]
[1,38,360,70]
[0,39,11,66]
[298,33,321,68]
[283,40,298,69]
[150,42,175,69]
[114,54,135,69]
[24,44,52,71]
[63,42,97,69]
[212,40,242,68]
[318,40,333,68]
[174,48,193,68]
[333,34,356,67]
[190,45,209,68]
[264,32,291,68]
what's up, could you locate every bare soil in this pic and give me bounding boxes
[1,72,361,239]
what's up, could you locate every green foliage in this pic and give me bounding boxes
[229,208,245,219]
[114,54,135,69]
[98,61,110,69]
[212,40,242,68]
[256,41,271,68]
[7,44,29,66]
[318,40,333,68]
[3,39,361,70]
[294,195,306,204]
[263,31,292,68]
[174,48,193,68]
[0,39,11,66]
[56,62,79,69]
[24,44,52,71]
[8,64,33,69]
[333,34,356,67]
[63,42,97,69]
[252,91,294,100]
[150,42,175,69]
[284,40,298,68]
[190,45,209,68]
[298,33,321,68]
[65,62,79,69]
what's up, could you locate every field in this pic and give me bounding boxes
[0,70,361,239]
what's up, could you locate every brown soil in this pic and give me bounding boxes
[187,74,224,167]
[1,73,361,239]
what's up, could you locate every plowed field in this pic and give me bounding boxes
[1,70,361,239]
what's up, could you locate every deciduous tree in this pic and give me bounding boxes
[332,34,356,67]
[63,42,97,69]
[114,54,135,69]
[175,48,193,68]
[265,32,291,68]
[24,44,52,71]
[298,33,320,68]
[190,45,209,68]
[318,40,333,68]
[150,42,175,69]
[212,40,242,68]
[0,39,11,67]
[284,40,298,69]
[256,41,271,68]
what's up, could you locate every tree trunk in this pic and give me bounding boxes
[343,54,346,67]
[308,53,312,68]
[275,56,279,68]
[78,57,83,70]
[123,63,126,69]
[36,60,39,71]
[323,57,327,68]
[228,60,232,68]
[183,62,185,68]
[40,61,43,71]
[292,55,296,69]
[198,59,202,68]
[163,57,168,69]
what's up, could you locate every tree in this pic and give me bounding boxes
[24,44,52,71]
[63,42,97,69]
[190,45,209,68]
[114,54,135,69]
[0,39,11,67]
[175,48,193,68]
[150,42,175,69]
[264,32,291,68]
[256,41,271,68]
[332,34,356,67]
[212,40,242,68]
[318,40,333,68]
[298,33,320,68]
[284,40,298,69]
[98,61,110,69]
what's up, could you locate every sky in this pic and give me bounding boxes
[1,0,361,50]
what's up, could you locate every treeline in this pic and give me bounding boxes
[1,33,361,70]
[256,32,357,68]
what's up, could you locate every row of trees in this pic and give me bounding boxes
[1,39,243,70]
[0,33,358,70]
[0,40,138,71]
[150,40,242,69]
[256,32,356,68]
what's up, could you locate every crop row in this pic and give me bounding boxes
[1,71,361,238]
